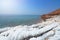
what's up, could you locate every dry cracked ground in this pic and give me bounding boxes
[0,15,60,40]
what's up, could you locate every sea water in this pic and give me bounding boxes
[0,15,40,28]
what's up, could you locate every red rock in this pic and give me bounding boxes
[41,9,60,20]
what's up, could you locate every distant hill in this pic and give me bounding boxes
[41,9,60,20]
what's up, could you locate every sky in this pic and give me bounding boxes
[0,0,60,15]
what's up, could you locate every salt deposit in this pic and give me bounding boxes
[0,15,60,40]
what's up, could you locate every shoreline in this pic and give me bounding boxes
[0,15,60,40]
[0,9,60,40]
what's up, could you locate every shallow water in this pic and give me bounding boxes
[0,15,40,28]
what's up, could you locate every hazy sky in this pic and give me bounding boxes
[0,0,60,15]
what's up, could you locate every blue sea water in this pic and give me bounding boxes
[0,15,40,28]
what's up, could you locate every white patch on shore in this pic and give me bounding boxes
[0,15,60,40]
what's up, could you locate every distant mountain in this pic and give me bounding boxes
[41,9,60,20]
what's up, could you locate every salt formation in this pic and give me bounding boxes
[0,15,60,40]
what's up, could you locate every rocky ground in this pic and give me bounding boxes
[0,15,60,40]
